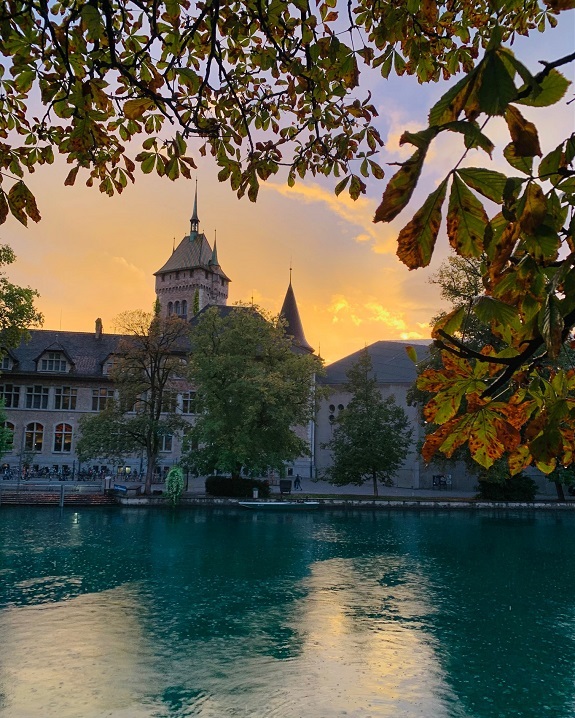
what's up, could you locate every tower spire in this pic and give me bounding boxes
[190,179,199,236]
[209,229,220,266]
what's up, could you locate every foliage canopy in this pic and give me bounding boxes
[77,310,190,494]
[185,305,321,479]
[0,245,43,350]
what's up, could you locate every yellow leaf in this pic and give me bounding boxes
[123,98,155,121]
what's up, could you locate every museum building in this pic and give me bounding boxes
[0,193,318,480]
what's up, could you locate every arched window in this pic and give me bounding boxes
[25,422,43,452]
[175,301,181,315]
[167,302,173,316]
[181,300,187,317]
[2,422,14,451]
[53,423,73,453]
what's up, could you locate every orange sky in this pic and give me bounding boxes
[3,19,573,364]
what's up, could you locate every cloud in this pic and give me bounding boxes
[110,255,147,280]
[263,181,401,255]
[326,294,428,339]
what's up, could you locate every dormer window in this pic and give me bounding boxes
[40,351,68,372]
[1,356,12,371]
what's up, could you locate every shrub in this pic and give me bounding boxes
[205,475,270,498]
[165,466,185,506]
[476,473,537,502]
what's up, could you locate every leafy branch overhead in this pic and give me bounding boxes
[384,23,574,475]
[0,0,567,223]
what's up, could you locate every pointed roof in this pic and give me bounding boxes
[209,238,219,267]
[155,232,230,280]
[280,281,314,354]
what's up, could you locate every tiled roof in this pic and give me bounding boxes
[322,341,430,385]
[155,232,230,280]
[4,330,123,378]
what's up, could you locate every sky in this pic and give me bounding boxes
[3,15,574,365]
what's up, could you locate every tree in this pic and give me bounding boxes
[77,309,190,494]
[324,348,412,496]
[0,401,13,460]
[185,305,321,479]
[0,245,43,350]
[0,0,565,222]
[1,0,574,475]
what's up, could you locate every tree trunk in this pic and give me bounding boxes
[145,453,155,495]
[554,481,566,502]
[372,470,378,497]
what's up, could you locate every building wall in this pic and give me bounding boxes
[1,372,196,478]
[315,383,424,488]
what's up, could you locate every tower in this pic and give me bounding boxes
[154,183,231,320]
[280,276,314,354]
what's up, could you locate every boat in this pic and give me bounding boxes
[238,500,321,511]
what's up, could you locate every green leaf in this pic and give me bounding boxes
[447,175,489,256]
[516,69,571,107]
[428,71,477,125]
[503,143,533,174]
[81,4,105,41]
[458,168,509,203]
[538,294,564,359]
[405,345,418,364]
[473,296,519,326]
[396,180,448,269]
[443,121,494,155]
[478,52,517,116]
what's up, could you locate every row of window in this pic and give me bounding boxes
[2,351,69,375]
[167,300,188,317]
[0,385,197,414]
[2,422,174,454]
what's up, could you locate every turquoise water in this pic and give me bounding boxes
[1,508,574,718]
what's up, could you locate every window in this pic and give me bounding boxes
[102,358,117,376]
[54,387,78,410]
[175,300,181,315]
[1,356,12,370]
[168,302,173,316]
[53,423,73,453]
[26,385,49,409]
[159,434,173,452]
[181,391,196,414]
[25,422,43,451]
[181,300,187,317]
[161,391,178,414]
[40,351,68,372]
[92,388,114,411]
[0,384,20,408]
[2,422,14,451]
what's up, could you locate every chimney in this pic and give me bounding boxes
[95,318,103,339]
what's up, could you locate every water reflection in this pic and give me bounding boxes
[1,508,575,717]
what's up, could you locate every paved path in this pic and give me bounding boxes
[182,475,560,501]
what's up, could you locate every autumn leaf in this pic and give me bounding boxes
[396,180,448,269]
[7,181,41,226]
[124,98,155,121]
[447,175,489,256]
[373,149,426,223]
[518,182,546,234]
[505,105,542,157]
[0,192,8,224]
